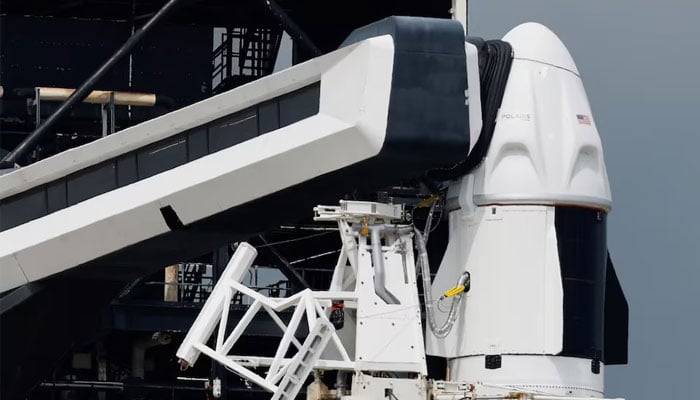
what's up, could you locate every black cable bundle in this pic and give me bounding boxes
[427,39,514,181]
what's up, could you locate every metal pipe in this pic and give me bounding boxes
[259,0,322,57]
[32,87,157,106]
[39,381,123,390]
[0,0,186,166]
[258,234,311,290]
[349,224,412,304]
[37,380,277,393]
[369,225,402,305]
[335,371,347,397]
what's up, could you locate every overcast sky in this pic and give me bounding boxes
[469,1,699,398]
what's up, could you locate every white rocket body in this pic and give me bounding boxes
[426,23,612,397]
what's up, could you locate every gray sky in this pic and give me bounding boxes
[470,1,700,398]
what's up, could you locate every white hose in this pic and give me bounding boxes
[414,227,468,338]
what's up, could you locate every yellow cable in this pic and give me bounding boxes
[444,285,466,298]
[417,193,441,208]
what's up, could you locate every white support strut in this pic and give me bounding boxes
[177,200,429,399]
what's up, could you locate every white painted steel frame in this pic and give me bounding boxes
[179,282,355,394]
[177,242,257,365]
[179,201,429,395]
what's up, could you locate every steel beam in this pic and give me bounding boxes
[0,0,187,167]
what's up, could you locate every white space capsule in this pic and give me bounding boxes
[427,23,625,398]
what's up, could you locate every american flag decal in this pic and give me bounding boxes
[577,114,592,125]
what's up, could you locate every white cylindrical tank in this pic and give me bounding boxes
[426,23,612,397]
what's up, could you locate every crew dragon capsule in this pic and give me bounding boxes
[427,23,628,397]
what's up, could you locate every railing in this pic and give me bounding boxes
[212,27,282,92]
[137,263,298,304]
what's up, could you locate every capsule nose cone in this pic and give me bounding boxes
[502,22,579,75]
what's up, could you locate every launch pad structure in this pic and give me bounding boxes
[0,1,628,399]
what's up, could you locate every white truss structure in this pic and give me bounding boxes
[194,285,353,399]
[177,200,426,399]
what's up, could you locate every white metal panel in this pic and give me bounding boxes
[158,115,372,225]
[354,238,426,374]
[426,205,563,357]
[350,375,428,400]
[449,355,604,397]
[424,206,475,357]
[473,23,611,210]
[543,207,564,350]
[465,42,483,154]
[451,0,468,34]
[0,254,28,290]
